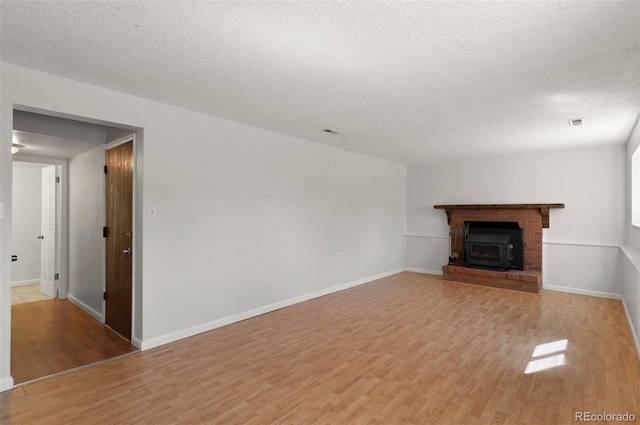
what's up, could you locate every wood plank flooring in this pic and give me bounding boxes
[10,299,137,384]
[2,272,639,424]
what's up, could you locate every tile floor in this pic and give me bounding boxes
[11,284,52,305]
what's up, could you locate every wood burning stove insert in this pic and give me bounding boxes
[464,221,524,271]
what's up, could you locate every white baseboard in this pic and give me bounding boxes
[622,298,640,361]
[67,293,104,323]
[543,284,622,300]
[131,336,143,350]
[404,267,443,276]
[11,279,40,287]
[0,376,14,392]
[140,268,405,351]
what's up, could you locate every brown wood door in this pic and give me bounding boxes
[105,141,133,340]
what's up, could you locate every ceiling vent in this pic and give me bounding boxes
[322,129,340,135]
[569,118,583,126]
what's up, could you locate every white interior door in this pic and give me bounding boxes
[40,165,56,298]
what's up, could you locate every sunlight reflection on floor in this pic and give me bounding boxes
[532,339,568,358]
[525,353,567,374]
[525,339,568,374]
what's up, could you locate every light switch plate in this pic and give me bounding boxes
[0,203,4,220]
[148,206,157,219]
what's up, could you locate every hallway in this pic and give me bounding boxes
[11,299,137,385]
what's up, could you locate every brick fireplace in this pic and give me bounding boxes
[434,204,564,293]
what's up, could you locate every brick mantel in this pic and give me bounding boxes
[434,203,564,228]
[434,203,565,293]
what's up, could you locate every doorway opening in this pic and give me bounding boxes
[10,108,143,386]
[11,161,59,305]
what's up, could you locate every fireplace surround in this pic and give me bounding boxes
[434,204,564,293]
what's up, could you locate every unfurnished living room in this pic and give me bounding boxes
[0,1,639,424]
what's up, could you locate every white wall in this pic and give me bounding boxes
[627,119,640,249]
[11,164,42,285]
[68,146,105,319]
[142,115,406,346]
[406,145,626,296]
[0,63,407,389]
[623,117,640,355]
[0,58,8,391]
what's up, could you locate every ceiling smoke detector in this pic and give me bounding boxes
[569,118,583,126]
[322,129,340,135]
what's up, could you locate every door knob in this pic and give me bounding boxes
[37,235,44,239]
[122,248,133,255]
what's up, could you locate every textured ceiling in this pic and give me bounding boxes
[1,1,639,164]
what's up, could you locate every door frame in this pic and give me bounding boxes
[102,134,136,340]
[12,154,68,299]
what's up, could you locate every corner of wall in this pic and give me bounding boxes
[0,376,14,393]
[622,296,640,360]
[621,246,640,360]
[67,293,104,324]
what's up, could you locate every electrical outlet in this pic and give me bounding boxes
[262,282,268,292]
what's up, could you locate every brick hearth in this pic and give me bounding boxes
[442,265,542,293]
[434,204,564,293]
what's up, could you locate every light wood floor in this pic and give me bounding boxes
[11,284,51,305]
[1,272,639,424]
[10,299,137,385]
